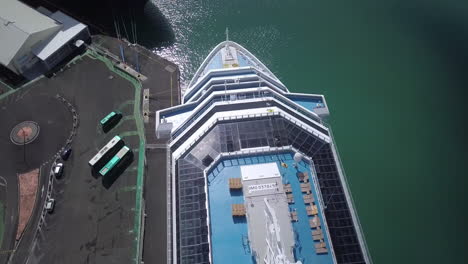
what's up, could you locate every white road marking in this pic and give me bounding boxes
[0,175,6,186]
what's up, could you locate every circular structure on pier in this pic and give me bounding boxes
[10,121,40,145]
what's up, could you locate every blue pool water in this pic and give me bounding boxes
[207,153,334,264]
[289,98,324,112]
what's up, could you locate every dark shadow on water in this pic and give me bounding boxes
[102,152,134,189]
[233,216,247,224]
[20,0,174,49]
[135,2,175,48]
[394,2,468,89]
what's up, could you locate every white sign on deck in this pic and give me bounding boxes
[248,182,278,194]
[240,163,281,181]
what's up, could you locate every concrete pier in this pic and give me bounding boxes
[0,35,180,264]
[90,35,181,264]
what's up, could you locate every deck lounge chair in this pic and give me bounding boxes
[312,234,324,241]
[306,205,318,216]
[316,247,328,254]
[229,178,242,190]
[314,242,326,249]
[298,171,309,182]
[309,216,321,228]
[290,211,298,222]
[231,204,246,216]
[283,183,292,193]
[300,183,312,194]
[303,194,314,204]
[312,229,322,236]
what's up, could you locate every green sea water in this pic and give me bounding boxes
[141,0,468,262]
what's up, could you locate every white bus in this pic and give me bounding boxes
[88,135,124,171]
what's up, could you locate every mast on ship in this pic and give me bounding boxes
[224,27,233,59]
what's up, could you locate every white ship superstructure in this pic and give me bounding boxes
[156,35,372,264]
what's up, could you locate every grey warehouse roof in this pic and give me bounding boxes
[33,11,87,60]
[0,0,61,66]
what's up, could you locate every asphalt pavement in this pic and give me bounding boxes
[0,90,73,264]
[92,35,181,264]
[0,35,180,264]
[0,54,143,264]
[29,55,141,264]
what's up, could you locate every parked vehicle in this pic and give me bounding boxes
[100,111,123,133]
[61,147,72,161]
[45,198,55,213]
[88,135,124,172]
[53,163,64,179]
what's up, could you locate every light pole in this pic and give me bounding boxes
[21,128,26,164]
[21,127,26,163]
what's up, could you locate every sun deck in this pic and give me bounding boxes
[207,153,335,264]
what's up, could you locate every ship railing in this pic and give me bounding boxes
[170,90,323,140]
[171,107,331,163]
[166,146,173,264]
[322,122,373,263]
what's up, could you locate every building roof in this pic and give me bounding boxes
[0,0,60,34]
[0,18,29,67]
[0,0,61,66]
[33,11,87,60]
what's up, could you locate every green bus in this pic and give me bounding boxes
[100,111,123,133]
[99,146,132,177]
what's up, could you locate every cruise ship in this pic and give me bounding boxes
[155,35,372,264]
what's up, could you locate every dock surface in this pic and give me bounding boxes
[0,34,179,264]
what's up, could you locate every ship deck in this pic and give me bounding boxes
[207,153,334,264]
[204,49,257,72]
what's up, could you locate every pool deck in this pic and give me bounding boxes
[207,153,335,264]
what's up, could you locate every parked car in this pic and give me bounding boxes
[45,198,55,213]
[53,163,64,179]
[61,147,72,161]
